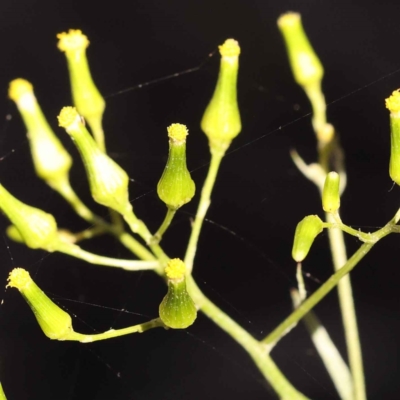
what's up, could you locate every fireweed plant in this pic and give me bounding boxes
[1,11,400,400]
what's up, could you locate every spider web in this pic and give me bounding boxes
[1,16,400,400]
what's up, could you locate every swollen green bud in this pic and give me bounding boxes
[292,215,324,262]
[157,124,195,210]
[201,39,241,151]
[7,268,74,340]
[57,29,106,150]
[385,90,400,185]
[0,184,58,250]
[277,13,324,87]
[58,107,132,215]
[322,172,340,213]
[8,79,73,189]
[159,259,197,329]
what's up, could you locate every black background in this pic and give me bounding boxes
[0,0,399,399]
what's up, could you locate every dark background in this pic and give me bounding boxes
[0,0,399,399]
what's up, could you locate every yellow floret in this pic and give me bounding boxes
[57,106,80,128]
[167,123,188,142]
[57,29,89,52]
[7,268,31,290]
[165,258,186,280]
[385,90,400,114]
[219,39,241,57]
[8,79,33,101]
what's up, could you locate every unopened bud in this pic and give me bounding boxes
[277,13,324,87]
[322,172,340,213]
[7,268,73,340]
[8,78,72,188]
[57,29,106,150]
[159,259,197,329]
[58,107,132,216]
[201,39,241,152]
[157,124,195,210]
[385,90,400,185]
[0,184,58,250]
[292,215,324,262]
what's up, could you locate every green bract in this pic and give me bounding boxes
[7,268,74,340]
[292,215,324,262]
[159,259,197,329]
[157,124,195,210]
[201,39,241,151]
[322,172,340,213]
[58,107,132,216]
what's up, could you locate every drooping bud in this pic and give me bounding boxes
[201,39,241,152]
[385,89,400,185]
[277,13,323,87]
[157,124,195,210]
[57,29,106,150]
[57,107,132,216]
[0,184,58,250]
[7,268,74,340]
[292,215,324,262]
[322,172,340,213]
[8,79,73,189]
[159,258,197,329]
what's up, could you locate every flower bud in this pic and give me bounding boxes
[322,172,340,213]
[0,184,58,250]
[8,79,73,189]
[277,13,324,87]
[57,29,106,150]
[157,124,195,210]
[58,107,132,216]
[159,259,197,329]
[292,215,324,262]
[7,268,74,340]
[385,89,400,185]
[201,39,241,152]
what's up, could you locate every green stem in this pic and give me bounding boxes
[326,212,366,400]
[186,276,309,400]
[66,318,165,343]
[262,241,374,346]
[123,209,169,270]
[153,207,176,243]
[291,289,353,400]
[184,147,225,274]
[56,242,159,271]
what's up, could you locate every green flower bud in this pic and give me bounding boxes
[292,215,324,262]
[157,124,195,210]
[8,79,73,189]
[57,29,106,150]
[277,13,324,87]
[385,90,400,185]
[58,107,132,216]
[7,268,74,340]
[0,184,58,250]
[201,39,241,152]
[159,259,197,329]
[322,172,340,213]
